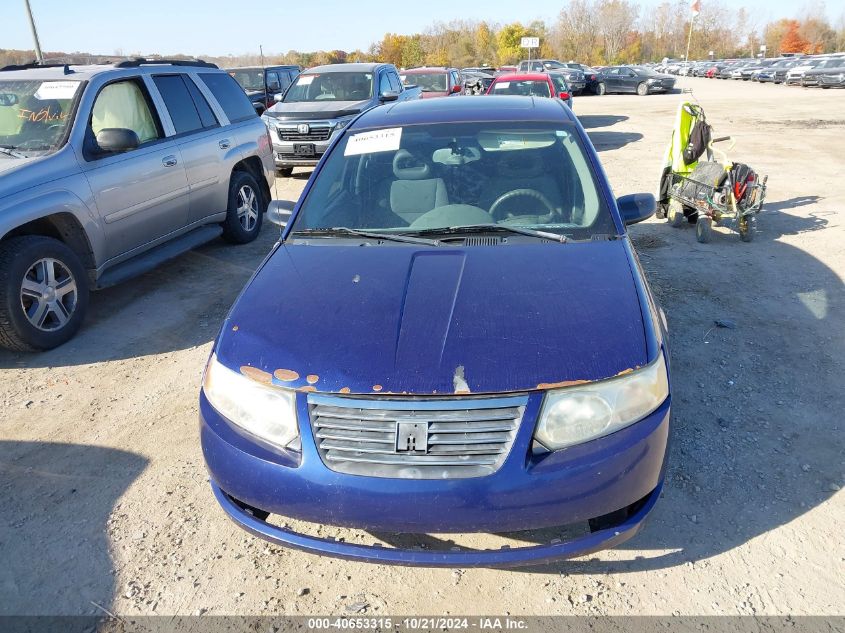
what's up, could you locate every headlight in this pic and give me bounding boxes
[535,353,669,450]
[334,117,353,130]
[646,78,658,84]
[203,354,299,449]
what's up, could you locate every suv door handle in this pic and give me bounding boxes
[218,139,231,150]
[162,155,178,167]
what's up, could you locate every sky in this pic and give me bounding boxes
[3,0,840,57]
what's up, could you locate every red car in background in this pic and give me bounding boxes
[486,72,574,110]
[400,67,463,98]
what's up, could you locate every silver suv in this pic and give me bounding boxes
[0,59,274,351]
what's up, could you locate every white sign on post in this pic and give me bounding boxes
[520,37,540,49]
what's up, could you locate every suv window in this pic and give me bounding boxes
[89,79,162,151]
[153,74,207,135]
[198,72,256,123]
[184,76,218,128]
[378,73,392,95]
[267,72,281,91]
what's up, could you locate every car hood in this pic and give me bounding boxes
[216,241,648,395]
[0,155,42,177]
[264,99,370,121]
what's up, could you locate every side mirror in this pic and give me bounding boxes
[95,128,140,154]
[267,199,296,228]
[379,90,400,103]
[617,193,656,225]
[274,93,284,103]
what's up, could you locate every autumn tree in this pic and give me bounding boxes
[780,20,810,53]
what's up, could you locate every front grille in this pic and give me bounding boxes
[309,394,526,479]
[277,127,332,142]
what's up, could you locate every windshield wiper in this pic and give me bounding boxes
[409,224,568,243]
[289,227,440,246]
[0,145,25,158]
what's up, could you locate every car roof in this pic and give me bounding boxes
[352,95,574,129]
[226,65,299,71]
[0,60,219,82]
[402,67,453,73]
[304,63,385,74]
[493,73,551,82]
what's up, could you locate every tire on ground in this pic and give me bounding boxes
[222,171,266,244]
[0,235,89,352]
[276,167,293,178]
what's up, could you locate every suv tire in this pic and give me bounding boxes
[222,171,265,244]
[276,167,294,178]
[0,236,89,351]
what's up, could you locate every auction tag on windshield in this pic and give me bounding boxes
[34,81,79,100]
[298,75,316,85]
[345,127,403,156]
[495,81,511,89]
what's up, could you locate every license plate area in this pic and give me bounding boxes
[294,143,316,157]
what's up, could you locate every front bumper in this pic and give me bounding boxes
[201,390,670,566]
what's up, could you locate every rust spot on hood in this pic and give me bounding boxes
[372,384,383,392]
[536,379,590,390]
[339,387,351,394]
[298,386,317,393]
[232,325,239,332]
[536,366,639,391]
[306,374,319,384]
[274,369,299,382]
[240,366,272,384]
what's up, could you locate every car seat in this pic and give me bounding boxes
[387,150,449,224]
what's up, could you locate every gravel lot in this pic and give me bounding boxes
[1,77,843,617]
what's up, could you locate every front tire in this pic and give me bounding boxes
[0,236,89,351]
[636,82,649,96]
[668,199,685,227]
[696,216,713,243]
[222,171,266,244]
[276,167,293,178]
[595,82,606,96]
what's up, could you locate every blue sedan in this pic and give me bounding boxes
[200,96,671,567]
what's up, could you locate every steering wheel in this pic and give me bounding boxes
[489,188,556,221]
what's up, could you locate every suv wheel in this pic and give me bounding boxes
[276,167,294,178]
[222,171,265,244]
[0,236,89,351]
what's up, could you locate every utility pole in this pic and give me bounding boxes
[23,0,44,62]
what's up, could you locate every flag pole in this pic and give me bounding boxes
[685,15,695,65]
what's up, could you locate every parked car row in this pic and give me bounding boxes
[653,53,845,88]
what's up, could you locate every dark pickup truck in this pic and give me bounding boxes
[227,65,301,114]
[261,62,421,176]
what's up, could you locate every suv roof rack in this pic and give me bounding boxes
[0,62,74,74]
[114,58,218,69]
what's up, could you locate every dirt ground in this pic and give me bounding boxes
[1,78,843,618]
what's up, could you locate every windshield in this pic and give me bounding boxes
[541,61,565,69]
[289,121,615,240]
[490,80,551,97]
[283,72,373,102]
[0,79,81,155]
[228,69,264,92]
[401,72,447,92]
